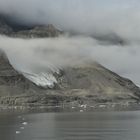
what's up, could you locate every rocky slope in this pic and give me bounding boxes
[12,24,62,38]
[0,53,140,108]
[0,16,13,35]
[0,15,62,38]
[0,16,140,109]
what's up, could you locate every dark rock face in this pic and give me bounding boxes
[0,17,13,35]
[0,18,62,38]
[13,24,62,38]
[0,15,62,38]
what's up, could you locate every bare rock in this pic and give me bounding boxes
[0,54,140,107]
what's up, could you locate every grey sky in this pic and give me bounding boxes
[0,0,140,41]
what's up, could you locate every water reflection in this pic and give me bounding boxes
[0,113,21,140]
[0,111,140,140]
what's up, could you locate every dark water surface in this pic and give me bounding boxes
[0,111,140,140]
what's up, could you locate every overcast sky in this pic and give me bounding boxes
[0,0,140,41]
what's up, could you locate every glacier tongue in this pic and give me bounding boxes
[22,72,58,88]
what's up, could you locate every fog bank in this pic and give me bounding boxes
[0,35,140,87]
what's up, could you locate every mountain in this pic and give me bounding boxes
[0,15,62,38]
[0,53,139,108]
[12,24,62,38]
[0,15,140,109]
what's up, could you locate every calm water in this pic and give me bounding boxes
[0,111,140,140]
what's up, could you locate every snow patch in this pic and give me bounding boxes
[22,72,58,88]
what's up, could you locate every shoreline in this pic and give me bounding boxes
[0,101,140,113]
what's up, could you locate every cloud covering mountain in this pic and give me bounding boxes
[0,0,140,42]
[0,0,140,86]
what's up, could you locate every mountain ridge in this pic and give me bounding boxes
[0,15,140,109]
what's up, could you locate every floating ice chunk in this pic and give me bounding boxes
[16,131,21,134]
[20,127,24,130]
[22,122,28,125]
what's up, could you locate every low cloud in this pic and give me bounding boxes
[0,35,140,86]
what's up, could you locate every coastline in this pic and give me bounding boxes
[0,99,139,113]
